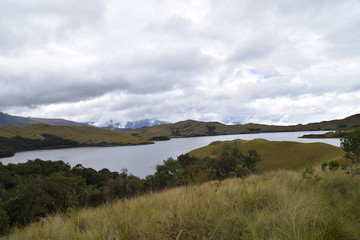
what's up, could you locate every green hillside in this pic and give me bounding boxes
[2,169,359,240]
[0,124,150,145]
[127,114,360,140]
[188,139,344,173]
[128,120,248,139]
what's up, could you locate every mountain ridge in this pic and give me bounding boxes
[0,112,89,127]
[126,114,360,139]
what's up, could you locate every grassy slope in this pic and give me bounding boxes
[188,139,345,173]
[127,120,243,139]
[0,124,150,145]
[127,114,360,140]
[3,170,360,240]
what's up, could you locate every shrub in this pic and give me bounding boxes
[341,128,360,164]
[0,209,9,236]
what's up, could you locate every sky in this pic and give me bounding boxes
[1,0,360,126]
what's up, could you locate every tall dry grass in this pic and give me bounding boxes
[2,169,360,240]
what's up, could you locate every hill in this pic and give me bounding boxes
[126,114,360,140]
[0,112,89,127]
[0,124,151,145]
[188,139,344,173]
[0,124,151,157]
[2,169,359,240]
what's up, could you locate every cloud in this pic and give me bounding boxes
[0,0,105,55]
[228,31,280,62]
[1,0,360,125]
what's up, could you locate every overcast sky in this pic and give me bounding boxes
[1,0,360,126]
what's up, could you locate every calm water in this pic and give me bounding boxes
[0,131,340,178]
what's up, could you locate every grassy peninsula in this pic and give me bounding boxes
[0,124,152,157]
[0,124,150,145]
[188,139,344,173]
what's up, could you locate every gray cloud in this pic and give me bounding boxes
[228,31,280,62]
[1,0,360,125]
[0,0,105,54]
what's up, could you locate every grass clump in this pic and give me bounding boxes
[2,169,360,240]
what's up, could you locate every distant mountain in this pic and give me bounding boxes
[102,119,170,131]
[125,119,169,129]
[126,114,360,140]
[0,112,89,127]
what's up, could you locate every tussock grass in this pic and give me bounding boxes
[189,139,345,172]
[3,169,360,240]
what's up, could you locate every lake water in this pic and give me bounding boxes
[0,131,340,178]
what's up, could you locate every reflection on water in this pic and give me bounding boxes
[0,131,340,178]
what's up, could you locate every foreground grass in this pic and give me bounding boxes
[189,139,344,173]
[3,169,360,240]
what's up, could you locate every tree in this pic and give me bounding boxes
[341,128,360,164]
[4,174,86,226]
[177,154,198,167]
[146,158,185,190]
[217,144,261,178]
[242,150,261,172]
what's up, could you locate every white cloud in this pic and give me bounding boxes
[1,0,360,125]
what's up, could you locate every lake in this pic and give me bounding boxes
[0,131,340,178]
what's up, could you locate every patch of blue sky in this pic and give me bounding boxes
[248,69,287,79]
[263,73,287,79]
[248,69,258,74]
